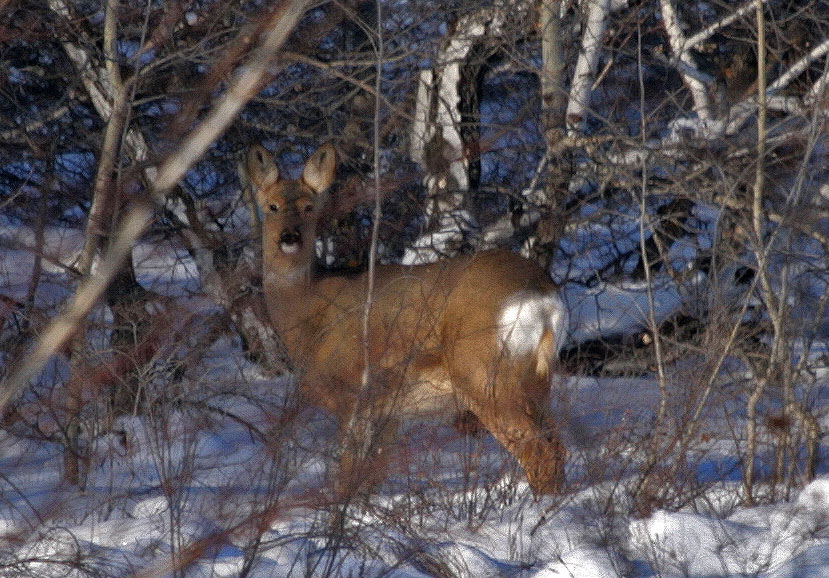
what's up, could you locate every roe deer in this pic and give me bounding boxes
[247,143,569,495]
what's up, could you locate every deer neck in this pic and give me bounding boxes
[261,251,320,358]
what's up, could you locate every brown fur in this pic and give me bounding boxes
[247,143,568,495]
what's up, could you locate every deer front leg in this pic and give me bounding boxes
[334,373,403,501]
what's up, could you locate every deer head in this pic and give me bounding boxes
[247,143,336,284]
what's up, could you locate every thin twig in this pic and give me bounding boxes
[0,0,313,414]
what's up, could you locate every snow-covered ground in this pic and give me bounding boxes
[2,368,828,577]
[1,225,828,577]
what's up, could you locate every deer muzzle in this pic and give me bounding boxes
[279,228,302,254]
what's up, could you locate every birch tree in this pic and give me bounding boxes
[2,0,316,484]
[408,0,829,502]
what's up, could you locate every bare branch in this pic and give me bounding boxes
[686,0,764,49]
[727,37,829,134]
[659,0,712,120]
[0,0,314,414]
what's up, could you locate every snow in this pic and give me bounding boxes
[1,229,828,578]
[1,366,826,577]
[627,484,829,578]
[563,279,682,344]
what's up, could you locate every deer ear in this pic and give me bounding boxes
[246,145,280,191]
[302,143,336,194]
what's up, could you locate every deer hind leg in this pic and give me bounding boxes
[477,399,566,495]
[499,407,566,495]
[461,355,566,495]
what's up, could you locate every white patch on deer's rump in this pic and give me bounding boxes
[498,291,568,356]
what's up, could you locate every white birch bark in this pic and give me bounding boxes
[727,36,829,134]
[659,0,712,121]
[566,0,612,133]
[408,0,534,262]
[684,0,763,49]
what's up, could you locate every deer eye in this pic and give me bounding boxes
[303,202,314,213]
[268,203,279,213]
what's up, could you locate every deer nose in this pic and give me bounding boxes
[279,228,302,255]
[280,228,302,246]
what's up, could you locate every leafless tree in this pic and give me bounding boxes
[1,0,829,573]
